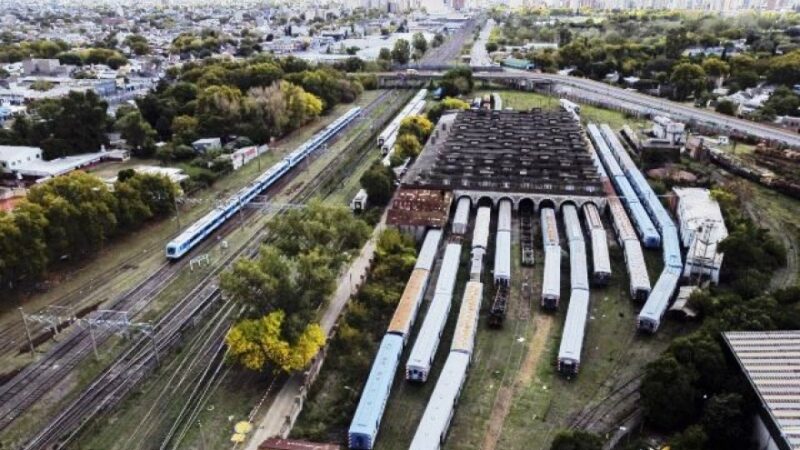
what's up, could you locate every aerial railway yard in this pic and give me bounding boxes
[0,89,411,449]
[295,105,695,450]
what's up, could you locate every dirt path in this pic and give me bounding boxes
[744,202,799,290]
[481,313,553,450]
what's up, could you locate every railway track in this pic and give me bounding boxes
[568,373,643,433]
[12,90,403,449]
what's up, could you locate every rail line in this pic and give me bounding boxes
[568,372,643,432]
[14,90,403,448]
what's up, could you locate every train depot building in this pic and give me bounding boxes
[387,108,605,232]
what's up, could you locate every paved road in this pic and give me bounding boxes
[244,212,387,449]
[470,19,495,67]
[377,69,800,148]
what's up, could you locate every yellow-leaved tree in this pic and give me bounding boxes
[226,310,325,373]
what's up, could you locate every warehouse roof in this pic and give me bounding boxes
[723,331,800,450]
[402,109,602,197]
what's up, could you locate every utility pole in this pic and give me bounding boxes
[19,307,35,359]
[173,195,182,232]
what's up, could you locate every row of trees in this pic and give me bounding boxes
[292,229,418,441]
[222,201,372,374]
[135,55,362,152]
[0,170,178,291]
[639,187,795,449]
[491,10,800,109]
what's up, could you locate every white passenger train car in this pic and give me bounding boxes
[406,243,462,382]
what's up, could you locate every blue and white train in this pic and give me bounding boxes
[587,124,660,249]
[597,124,683,333]
[348,229,443,449]
[165,107,362,259]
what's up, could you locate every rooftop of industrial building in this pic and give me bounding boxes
[723,331,800,450]
[401,109,603,197]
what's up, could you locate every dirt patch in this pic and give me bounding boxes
[481,314,553,450]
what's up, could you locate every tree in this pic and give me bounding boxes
[115,110,157,156]
[670,425,708,450]
[221,245,296,315]
[391,39,411,65]
[395,134,422,159]
[762,86,800,116]
[702,57,730,80]
[441,97,470,110]
[640,356,699,431]
[432,33,445,48]
[767,50,800,86]
[378,47,392,61]
[412,32,427,54]
[485,42,499,53]
[196,85,245,137]
[439,67,474,96]
[171,115,200,145]
[398,115,433,143]
[670,63,707,100]
[225,310,325,373]
[26,171,118,259]
[550,430,603,450]
[715,99,736,116]
[701,393,749,450]
[360,163,394,206]
[27,91,110,159]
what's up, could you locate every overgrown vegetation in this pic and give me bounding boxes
[638,186,797,449]
[291,229,417,441]
[221,201,371,374]
[0,170,178,292]
[488,9,800,117]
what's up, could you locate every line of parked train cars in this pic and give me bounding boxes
[348,229,443,449]
[409,280,483,450]
[469,206,490,281]
[557,204,591,375]
[587,124,660,249]
[597,124,683,333]
[582,203,612,286]
[586,142,652,301]
[540,207,562,308]
[406,242,463,382]
[493,199,512,286]
[165,106,362,259]
[378,89,427,162]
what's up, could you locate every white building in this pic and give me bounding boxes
[0,146,43,173]
[652,116,686,145]
[674,187,728,285]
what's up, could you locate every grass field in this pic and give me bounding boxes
[472,90,650,130]
[369,214,684,450]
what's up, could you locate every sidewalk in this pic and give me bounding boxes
[245,212,387,449]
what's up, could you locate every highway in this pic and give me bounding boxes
[470,18,495,67]
[378,68,800,148]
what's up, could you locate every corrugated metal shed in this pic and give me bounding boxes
[497,199,512,233]
[494,230,511,285]
[558,289,590,373]
[387,268,430,339]
[348,334,404,449]
[723,331,800,450]
[409,352,470,450]
[415,229,443,271]
[472,207,491,251]
[451,281,483,355]
[452,197,471,235]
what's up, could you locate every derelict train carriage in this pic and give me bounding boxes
[406,242,463,382]
[165,107,362,259]
[348,229,442,450]
[540,207,561,309]
[557,204,591,376]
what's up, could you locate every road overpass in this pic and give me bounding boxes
[376,69,800,148]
